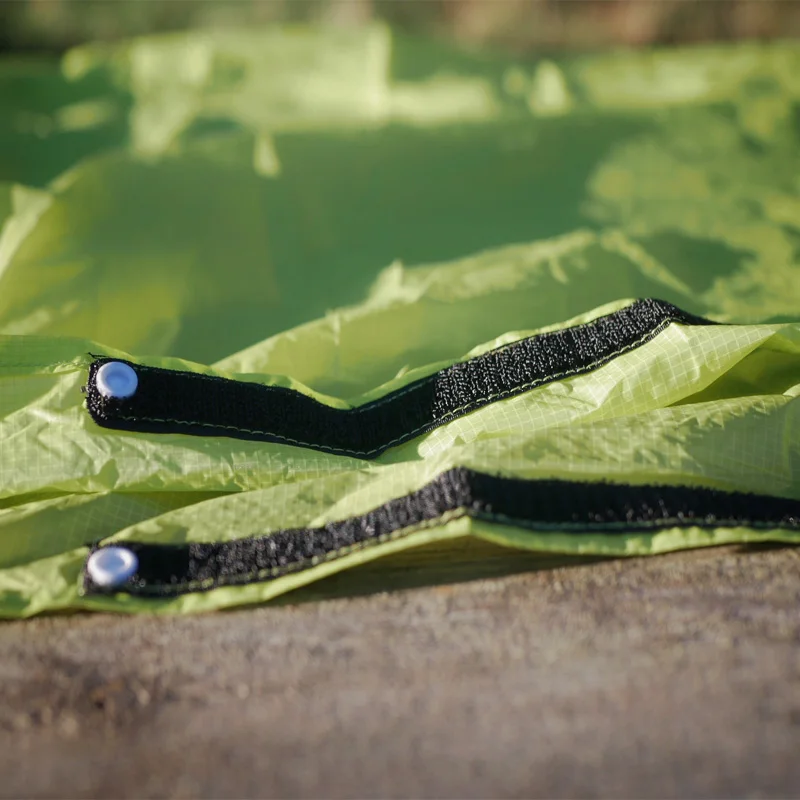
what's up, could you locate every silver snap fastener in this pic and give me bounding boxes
[96,361,138,399]
[86,546,138,588]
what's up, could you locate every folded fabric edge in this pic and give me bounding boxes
[81,468,800,599]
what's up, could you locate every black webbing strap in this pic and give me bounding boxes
[83,469,800,597]
[85,299,712,458]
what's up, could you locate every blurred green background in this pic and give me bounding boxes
[2,0,800,55]
[2,1,800,365]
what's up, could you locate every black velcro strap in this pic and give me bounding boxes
[85,299,711,458]
[83,469,800,597]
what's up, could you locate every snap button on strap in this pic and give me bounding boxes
[95,361,139,400]
[83,299,714,458]
[86,546,139,589]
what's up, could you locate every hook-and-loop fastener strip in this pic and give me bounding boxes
[83,468,800,597]
[85,299,712,458]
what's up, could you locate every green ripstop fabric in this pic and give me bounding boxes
[0,27,799,616]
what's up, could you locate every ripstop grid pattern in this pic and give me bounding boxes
[0,304,795,580]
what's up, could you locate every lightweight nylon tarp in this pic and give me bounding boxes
[0,27,798,616]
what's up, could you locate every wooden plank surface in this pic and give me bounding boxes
[2,543,800,797]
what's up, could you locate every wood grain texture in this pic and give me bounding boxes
[2,543,800,798]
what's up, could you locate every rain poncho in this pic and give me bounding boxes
[1,27,798,616]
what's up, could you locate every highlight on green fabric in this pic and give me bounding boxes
[0,27,798,617]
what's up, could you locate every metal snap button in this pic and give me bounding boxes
[86,546,139,588]
[96,361,138,400]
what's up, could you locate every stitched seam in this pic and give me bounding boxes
[110,314,679,457]
[474,509,783,532]
[126,507,470,596]
[129,361,430,408]
[115,506,793,597]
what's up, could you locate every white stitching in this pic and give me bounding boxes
[111,314,678,457]
[114,504,790,597]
